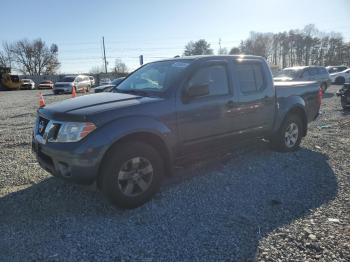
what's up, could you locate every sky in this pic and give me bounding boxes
[1,0,349,74]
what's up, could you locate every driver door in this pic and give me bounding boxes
[177,61,236,147]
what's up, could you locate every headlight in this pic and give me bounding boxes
[55,122,96,142]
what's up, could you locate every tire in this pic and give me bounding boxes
[270,114,303,152]
[335,76,345,85]
[341,96,349,110]
[99,141,164,209]
[321,82,327,93]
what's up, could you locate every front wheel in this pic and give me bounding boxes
[270,114,303,152]
[99,141,164,209]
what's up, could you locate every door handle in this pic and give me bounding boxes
[226,100,235,108]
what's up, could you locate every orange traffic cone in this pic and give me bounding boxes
[39,92,46,107]
[72,86,77,98]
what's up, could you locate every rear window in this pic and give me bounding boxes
[62,76,75,82]
[236,63,266,94]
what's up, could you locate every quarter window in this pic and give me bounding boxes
[188,64,229,96]
[236,63,265,94]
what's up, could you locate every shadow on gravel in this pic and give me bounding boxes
[0,143,337,261]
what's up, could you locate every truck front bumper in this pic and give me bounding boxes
[32,134,101,185]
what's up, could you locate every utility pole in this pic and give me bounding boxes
[102,36,107,73]
[219,38,222,54]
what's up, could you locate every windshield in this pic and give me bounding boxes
[111,78,124,86]
[114,60,190,94]
[62,76,75,82]
[328,67,347,74]
[275,69,300,79]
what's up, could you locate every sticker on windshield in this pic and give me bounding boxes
[172,62,190,68]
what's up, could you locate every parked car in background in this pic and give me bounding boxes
[89,76,96,86]
[38,80,54,89]
[20,79,35,90]
[33,55,322,208]
[94,77,125,93]
[326,66,347,75]
[99,78,111,86]
[53,75,91,94]
[329,68,350,85]
[274,66,331,92]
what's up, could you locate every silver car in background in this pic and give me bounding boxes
[274,66,331,92]
[53,75,91,94]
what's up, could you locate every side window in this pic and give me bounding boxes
[188,64,229,96]
[302,69,310,77]
[320,68,327,74]
[309,68,318,76]
[75,77,81,82]
[236,63,266,94]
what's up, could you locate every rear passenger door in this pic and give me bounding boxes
[233,60,275,133]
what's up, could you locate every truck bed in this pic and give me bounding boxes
[274,81,321,123]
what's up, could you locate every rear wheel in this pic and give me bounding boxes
[270,114,303,152]
[335,76,345,85]
[99,141,164,208]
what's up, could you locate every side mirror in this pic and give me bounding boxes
[186,84,209,98]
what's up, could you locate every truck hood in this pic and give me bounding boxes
[39,92,157,121]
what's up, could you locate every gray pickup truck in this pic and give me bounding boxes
[32,55,322,208]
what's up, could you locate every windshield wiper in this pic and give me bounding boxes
[115,89,151,97]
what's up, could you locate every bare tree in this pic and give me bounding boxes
[218,47,228,55]
[229,47,240,55]
[0,42,13,67]
[114,59,128,74]
[89,65,104,74]
[183,39,213,56]
[5,39,60,75]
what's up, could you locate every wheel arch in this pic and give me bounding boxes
[284,106,308,137]
[97,131,174,187]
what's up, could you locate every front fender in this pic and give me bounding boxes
[75,115,176,164]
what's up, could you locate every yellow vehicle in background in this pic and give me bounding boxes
[0,67,21,91]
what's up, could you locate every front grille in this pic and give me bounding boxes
[37,117,49,136]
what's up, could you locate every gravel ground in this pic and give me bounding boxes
[0,86,349,261]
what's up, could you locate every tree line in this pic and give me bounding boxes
[184,25,350,68]
[0,39,60,75]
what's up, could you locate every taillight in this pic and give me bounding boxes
[318,87,323,105]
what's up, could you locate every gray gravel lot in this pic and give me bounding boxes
[0,86,349,261]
